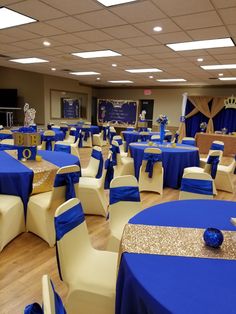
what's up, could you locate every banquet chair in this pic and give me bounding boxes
[54,134,81,159]
[109,126,117,144]
[113,135,127,157]
[0,194,24,252]
[139,148,164,195]
[106,175,142,252]
[126,127,135,131]
[60,124,69,140]
[0,138,14,145]
[81,146,103,178]
[56,127,77,145]
[78,166,108,216]
[179,172,214,200]
[151,134,160,142]
[38,130,56,151]
[24,274,66,314]
[84,121,91,125]
[0,125,3,130]
[111,140,134,177]
[0,129,12,135]
[147,128,152,132]
[138,131,149,142]
[82,126,92,148]
[214,158,236,193]
[164,131,172,142]
[181,137,196,146]
[200,140,224,168]
[26,165,80,247]
[55,198,117,314]
[92,130,107,147]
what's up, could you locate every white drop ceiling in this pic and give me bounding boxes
[0,0,236,87]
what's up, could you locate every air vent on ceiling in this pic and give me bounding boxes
[0,54,11,58]
[208,77,218,80]
[61,69,71,72]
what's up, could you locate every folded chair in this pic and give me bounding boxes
[139,147,164,194]
[200,140,224,168]
[181,137,196,146]
[26,165,80,247]
[179,172,214,200]
[0,194,24,252]
[55,198,118,314]
[24,274,66,314]
[81,146,103,178]
[111,140,134,177]
[106,175,142,252]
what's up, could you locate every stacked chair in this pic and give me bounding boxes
[111,140,134,177]
[54,198,118,314]
[81,146,103,178]
[200,140,224,168]
[181,137,196,146]
[106,175,142,252]
[26,165,80,247]
[139,147,164,195]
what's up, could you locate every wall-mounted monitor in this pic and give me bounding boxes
[0,89,18,108]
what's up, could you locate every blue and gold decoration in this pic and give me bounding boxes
[13,132,41,161]
[203,228,224,248]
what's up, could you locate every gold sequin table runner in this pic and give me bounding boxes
[129,142,199,151]
[6,150,59,194]
[120,224,236,261]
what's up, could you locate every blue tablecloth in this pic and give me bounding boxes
[70,125,100,135]
[122,131,160,151]
[116,200,236,314]
[0,133,13,140]
[129,142,199,188]
[9,128,65,141]
[0,150,80,214]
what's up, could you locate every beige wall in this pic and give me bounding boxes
[94,86,236,127]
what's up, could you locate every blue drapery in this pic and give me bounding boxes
[91,149,103,178]
[207,155,220,179]
[181,178,213,195]
[213,107,236,133]
[54,144,71,154]
[54,172,80,200]
[110,186,140,205]
[143,152,162,178]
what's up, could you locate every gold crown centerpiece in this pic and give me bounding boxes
[224,95,236,109]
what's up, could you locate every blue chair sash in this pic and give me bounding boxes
[164,134,172,142]
[104,158,114,189]
[127,128,134,131]
[181,178,213,195]
[111,144,120,165]
[54,144,71,154]
[83,130,91,141]
[50,280,67,314]
[143,152,162,178]
[139,134,149,142]
[110,186,140,205]
[102,127,107,141]
[211,143,224,151]
[19,127,35,133]
[116,139,123,146]
[47,124,52,130]
[109,131,116,144]
[91,149,103,178]
[43,135,55,151]
[138,127,148,132]
[69,130,77,142]
[54,172,80,200]
[207,155,220,179]
[78,132,83,148]
[182,139,196,146]
[24,303,43,314]
[174,133,179,143]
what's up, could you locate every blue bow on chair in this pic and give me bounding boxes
[139,134,149,142]
[102,126,107,141]
[174,133,179,143]
[104,158,114,189]
[143,152,162,178]
[69,129,77,142]
[43,135,55,151]
[164,134,172,142]
[83,130,91,141]
[110,186,140,204]
[54,172,80,200]
[109,131,116,144]
[91,149,104,178]
[24,303,43,314]
[207,155,220,179]
[60,126,68,137]
[111,144,120,165]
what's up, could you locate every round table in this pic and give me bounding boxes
[122,131,160,151]
[116,200,236,314]
[129,142,199,188]
[0,150,80,211]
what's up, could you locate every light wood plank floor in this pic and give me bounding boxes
[0,146,235,314]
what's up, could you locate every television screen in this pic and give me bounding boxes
[0,89,18,108]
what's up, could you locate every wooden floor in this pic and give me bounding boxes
[0,146,235,314]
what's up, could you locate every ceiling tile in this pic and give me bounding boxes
[40,0,101,14]
[21,23,65,36]
[110,1,166,23]
[211,0,236,9]
[46,17,92,33]
[47,34,87,45]
[0,28,40,41]
[154,31,192,44]
[102,25,144,39]
[134,19,181,35]
[12,40,43,49]
[187,26,229,40]
[0,33,18,43]
[218,8,236,25]
[72,43,104,51]
[152,0,214,16]
[139,45,171,54]
[117,47,144,56]
[97,39,131,49]
[123,36,158,47]
[73,30,113,42]
[173,11,223,30]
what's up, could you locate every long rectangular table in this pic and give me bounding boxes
[195,133,236,156]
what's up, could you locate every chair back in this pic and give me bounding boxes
[181,137,196,146]
[84,121,91,125]
[204,150,221,179]
[210,140,224,152]
[139,131,149,142]
[113,135,124,150]
[41,130,56,151]
[66,127,77,143]
[55,198,91,283]
[126,127,135,131]
[60,124,69,140]
[0,129,12,134]
[151,134,160,142]
[111,140,122,165]
[164,132,172,142]
[180,172,214,200]
[85,146,104,178]
[142,147,162,178]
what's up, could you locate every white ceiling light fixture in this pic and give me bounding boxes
[112,63,117,67]
[201,64,236,70]
[51,67,56,71]
[70,71,100,76]
[72,50,121,59]
[96,0,137,7]
[108,80,134,83]
[218,77,236,81]
[153,26,162,32]
[149,75,154,79]
[218,73,223,76]
[9,57,49,64]
[43,41,51,47]
[197,58,204,62]
[0,7,36,30]
[167,38,235,51]
[96,77,101,80]
[157,79,186,82]
[126,68,162,73]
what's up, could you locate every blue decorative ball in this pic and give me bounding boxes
[203,228,224,248]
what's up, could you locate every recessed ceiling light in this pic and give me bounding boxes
[72,50,121,59]
[70,71,100,76]
[197,58,203,62]
[96,77,101,80]
[153,26,162,32]
[167,38,235,51]
[218,73,223,76]
[9,57,49,64]
[51,67,56,71]
[96,0,137,7]
[126,68,162,73]
[43,41,51,47]
[157,79,186,82]
[149,75,154,79]
[108,80,134,83]
[112,63,117,67]
[218,77,236,81]
[0,7,36,30]
[201,64,236,70]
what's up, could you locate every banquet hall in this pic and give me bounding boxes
[0,0,236,313]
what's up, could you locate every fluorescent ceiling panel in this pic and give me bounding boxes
[218,77,236,81]
[166,38,235,51]
[96,0,137,7]
[108,80,133,83]
[157,79,186,82]
[0,7,36,30]
[72,50,121,58]
[70,71,100,75]
[9,58,48,64]
[125,68,162,73]
[201,64,236,70]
